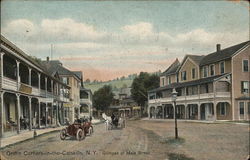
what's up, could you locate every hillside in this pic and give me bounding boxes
[84,79,133,93]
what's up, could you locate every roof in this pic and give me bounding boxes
[121,97,136,104]
[1,35,44,70]
[41,60,62,76]
[149,73,230,93]
[73,71,83,80]
[162,59,180,76]
[188,55,205,65]
[200,41,250,66]
[42,60,81,81]
[176,55,204,73]
[1,35,68,86]
[80,87,92,94]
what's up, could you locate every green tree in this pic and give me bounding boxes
[93,85,114,111]
[131,72,159,107]
[85,78,91,83]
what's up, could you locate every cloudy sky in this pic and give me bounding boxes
[1,0,249,81]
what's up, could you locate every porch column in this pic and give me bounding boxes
[0,92,4,137]
[213,103,217,121]
[162,105,164,119]
[51,103,53,125]
[213,82,217,121]
[16,61,20,90]
[198,104,201,120]
[45,103,48,127]
[45,77,47,96]
[1,52,5,85]
[28,68,31,86]
[38,73,41,90]
[28,97,32,130]
[61,103,64,124]
[38,99,41,128]
[56,102,59,126]
[16,94,20,134]
[184,105,187,119]
[198,85,201,120]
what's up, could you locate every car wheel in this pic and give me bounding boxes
[60,129,67,140]
[76,129,85,141]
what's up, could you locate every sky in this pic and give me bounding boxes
[1,0,249,81]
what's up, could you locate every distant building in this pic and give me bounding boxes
[79,88,93,118]
[109,87,140,117]
[42,60,82,123]
[148,41,250,121]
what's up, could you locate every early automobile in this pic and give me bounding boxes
[60,118,93,141]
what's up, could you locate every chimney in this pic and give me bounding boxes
[46,56,49,62]
[216,44,221,52]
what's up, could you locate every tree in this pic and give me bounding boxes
[93,85,114,111]
[85,78,91,83]
[131,72,159,108]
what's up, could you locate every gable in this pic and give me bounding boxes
[179,57,198,72]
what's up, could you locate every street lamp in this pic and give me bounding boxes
[171,88,178,139]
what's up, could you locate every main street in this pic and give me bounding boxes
[0,120,249,160]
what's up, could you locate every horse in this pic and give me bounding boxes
[102,113,112,130]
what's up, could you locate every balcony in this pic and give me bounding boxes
[80,98,92,105]
[149,91,230,105]
[215,92,230,98]
[31,87,40,96]
[200,93,214,99]
[40,89,46,97]
[2,77,18,91]
[59,95,70,103]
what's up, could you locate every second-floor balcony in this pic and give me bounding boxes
[148,91,231,104]
[149,73,232,105]
[80,98,92,105]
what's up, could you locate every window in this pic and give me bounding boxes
[210,65,215,76]
[181,71,186,81]
[62,77,69,85]
[220,61,225,74]
[243,60,249,72]
[192,68,196,79]
[241,81,249,93]
[203,66,208,78]
[168,76,171,84]
[239,102,244,115]
[219,103,226,115]
[161,77,165,86]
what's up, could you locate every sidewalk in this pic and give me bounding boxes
[0,119,102,149]
[141,117,250,125]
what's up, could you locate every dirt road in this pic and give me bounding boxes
[0,120,248,160]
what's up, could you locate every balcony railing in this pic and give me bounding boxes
[80,98,92,105]
[31,87,40,96]
[2,77,18,91]
[216,92,230,98]
[2,76,76,104]
[200,93,214,99]
[149,91,230,104]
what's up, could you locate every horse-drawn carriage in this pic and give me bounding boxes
[60,118,93,141]
[102,113,125,130]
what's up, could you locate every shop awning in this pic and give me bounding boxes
[133,106,141,110]
[63,103,73,108]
